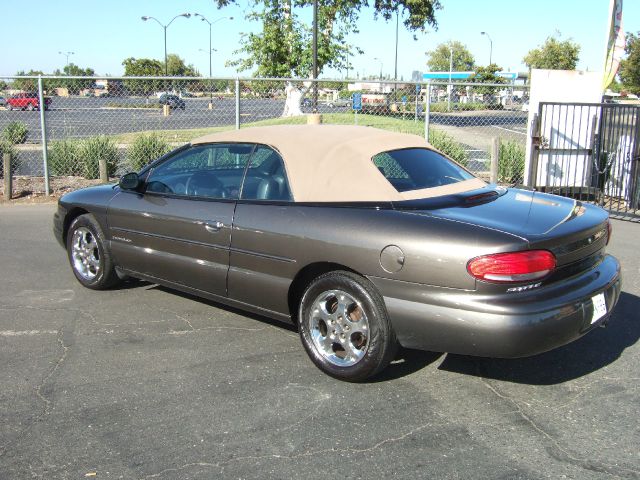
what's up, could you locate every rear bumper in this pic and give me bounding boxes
[370,254,622,358]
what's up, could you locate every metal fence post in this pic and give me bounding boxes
[490,137,500,184]
[3,153,11,200]
[37,76,50,195]
[424,83,431,142]
[235,78,240,130]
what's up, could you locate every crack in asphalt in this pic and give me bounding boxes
[140,419,444,479]
[0,326,72,458]
[479,376,640,479]
[34,330,70,416]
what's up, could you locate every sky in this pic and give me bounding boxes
[0,0,637,80]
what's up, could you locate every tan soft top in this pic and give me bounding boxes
[192,125,485,202]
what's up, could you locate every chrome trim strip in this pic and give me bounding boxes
[110,227,227,251]
[111,227,295,263]
[230,246,296,263]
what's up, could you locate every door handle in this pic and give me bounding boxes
[205,221,224,233]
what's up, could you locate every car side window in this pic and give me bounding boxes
[145,143,255,200]
[240,146,292,201]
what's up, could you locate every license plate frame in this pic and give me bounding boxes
[591,292,607,324]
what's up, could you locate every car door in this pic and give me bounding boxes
[108,143,255,297]
[228,145,297,314]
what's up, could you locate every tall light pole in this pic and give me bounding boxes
[394,11,399,81]
[373,57,383,81]
[312,0,318,114]
[58,51,75,67]
[447,44,453,111]
[193,14,233,108]
[141,13,191,75]
[481,31,493,65]
[193,14,233,79]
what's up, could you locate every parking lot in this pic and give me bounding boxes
[1,204,638,479]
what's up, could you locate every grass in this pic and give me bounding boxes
[107,113,467,166]
[430,102,503,113]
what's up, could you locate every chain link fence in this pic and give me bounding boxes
[0,76,529,197]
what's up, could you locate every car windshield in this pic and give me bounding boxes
[372,148,474,193]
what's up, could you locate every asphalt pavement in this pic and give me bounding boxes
[0,204,638,479]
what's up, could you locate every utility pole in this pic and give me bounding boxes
[312,0,318,113]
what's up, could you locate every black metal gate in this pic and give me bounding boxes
[528,102,640,220]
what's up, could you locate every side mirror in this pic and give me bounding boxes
[119,172,140,191]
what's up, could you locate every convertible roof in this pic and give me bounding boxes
[192,125,485,202]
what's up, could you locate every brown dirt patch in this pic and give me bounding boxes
[0,176,111,204]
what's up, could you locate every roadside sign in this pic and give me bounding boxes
[352,92,362,111]
[415,84,421,94]
[401,95,407,105]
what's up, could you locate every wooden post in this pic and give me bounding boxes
[98,158,108,183]
[490,137,500,184]
[3,153,12,201]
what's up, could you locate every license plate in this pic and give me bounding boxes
[591,293,607,324]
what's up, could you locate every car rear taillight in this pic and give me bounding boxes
[467,250,556,283]
[606,219,612,245]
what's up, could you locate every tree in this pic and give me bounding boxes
[219,0,441,77]
[165,54,199,77]
[216,0,442,115]
[426,41,474,72]
[122,57,164,96]
[12,70,44,92]
[469,64,506,97]
[618,32,640,95]
[51,63,96,94]
[523,35,580,70]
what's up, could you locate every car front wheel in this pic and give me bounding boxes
[298,271,397,382]
[66,214,120,290]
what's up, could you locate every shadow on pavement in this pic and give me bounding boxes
[118,282,638,385]
[437,291,640,385]
[371,349,444,383]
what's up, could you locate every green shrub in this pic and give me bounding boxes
[3,121,28,144]
[79,136,119,179]
[498,140,525,185]
[49,139,81,176]
[428,129,469,167]
[127,133,171,171]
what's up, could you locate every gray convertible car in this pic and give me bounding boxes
[53,125,621,381]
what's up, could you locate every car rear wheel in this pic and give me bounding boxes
[26,104,34,111]
[66,214,120,290]
[6,104,12,111]
[298,271,397,381]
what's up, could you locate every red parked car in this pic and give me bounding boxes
[6,92,51,111]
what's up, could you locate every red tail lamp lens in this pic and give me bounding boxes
[467,250,556,283]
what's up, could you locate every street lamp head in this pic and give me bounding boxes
[141,16,150,21]
[181,13,191,18]
[481,31,486,35]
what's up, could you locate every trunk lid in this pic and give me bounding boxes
[397,187,609,272]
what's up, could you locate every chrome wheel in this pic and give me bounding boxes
[308,289,369,367]
[70,227,101,280]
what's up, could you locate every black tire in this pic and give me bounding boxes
[26,103,34,111]
[66,214,120,290]
[298,271,397,382]
[6,104,12,111]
